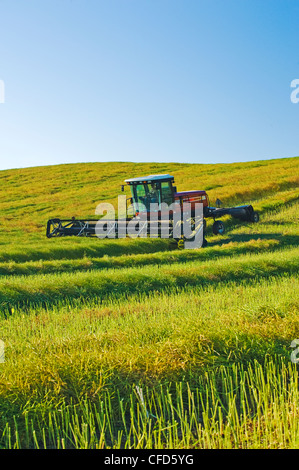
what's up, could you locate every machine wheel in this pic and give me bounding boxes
[251,211,259,223]
[212,220,225,235]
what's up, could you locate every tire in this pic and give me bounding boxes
[212,220,225,235]
[251,211,259,223]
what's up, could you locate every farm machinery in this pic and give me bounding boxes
[46,174,259,248]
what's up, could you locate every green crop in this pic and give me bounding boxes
[0,157,298,448]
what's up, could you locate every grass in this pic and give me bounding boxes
[0,275,298,448]
[0,238,279,276]
[0,156,298,449]
[1,358,298,449]
[0,246,298,312]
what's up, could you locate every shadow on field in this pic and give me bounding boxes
[0,246,297,315]
[208,233,299,248]
[105,337,292,390]
[0,232,293,278]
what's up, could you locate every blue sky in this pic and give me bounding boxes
[0,0,298,171]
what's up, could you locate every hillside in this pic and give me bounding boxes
[0,156,298,449]
[0,156,298,242]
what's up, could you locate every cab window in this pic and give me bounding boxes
[161,182,173,205]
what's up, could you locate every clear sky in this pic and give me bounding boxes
[0,0,298,171]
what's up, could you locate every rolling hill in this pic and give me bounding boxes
[0,156,298,449]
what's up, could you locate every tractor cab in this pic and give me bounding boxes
[124,174,175,214]
[124,174,209,216]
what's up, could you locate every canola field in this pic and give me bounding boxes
[0,157,298,448]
